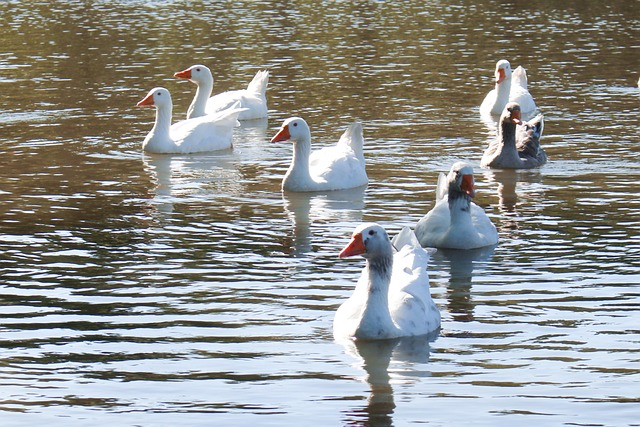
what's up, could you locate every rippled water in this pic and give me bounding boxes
[1,1,639,426]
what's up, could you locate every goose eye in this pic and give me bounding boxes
[196,68,200,72]
[293,122,298,127]
[368,230,375,236]
[157,92,162,96]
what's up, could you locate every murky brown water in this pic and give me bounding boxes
[1,1,639,426]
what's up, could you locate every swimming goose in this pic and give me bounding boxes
[415,162,499,250]
[480,59,537,116]
[270,117,368,192]
[481,102,546,169]
[174,64,268,120]
[137,87,243,154]
[334,224,441,340]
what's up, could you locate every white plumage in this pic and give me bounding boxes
[334,223,441,340]
[174,64,269,120]
[480,59,537,117]
[270,117,368,192]
[137,87,243,154]
[415,162,499,250]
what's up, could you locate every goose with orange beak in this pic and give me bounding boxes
[481,102,546,169]
[480,59,538,117]
[415,162,498,250]
[334,223,441,340]
[270,117,368,192]
[173,64,268,120]
[136,87,244,154]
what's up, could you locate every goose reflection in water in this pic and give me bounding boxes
[481,168,544,233]
[338,333,437,427]
[232,117,269,150]
[281,186,366,256]
[142,149,240,215]
[431,245,495,322]
[142,117,268,215]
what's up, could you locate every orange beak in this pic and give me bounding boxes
[461,174,476,198]
[512,109,522,125]
[136,92,155,107]
[174,68,192,79]
[496,68,506,84]
[270,125,291,143]
[339,233,366,258]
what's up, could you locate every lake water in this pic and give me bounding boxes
[1,1,639,426]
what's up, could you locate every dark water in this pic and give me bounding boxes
[1,1,639,426]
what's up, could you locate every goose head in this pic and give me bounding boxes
[339,223,392,260]
[501,102,522,125]
[270,117,311,143]
[137,87,172,108]
[448,162,476,199]
[495,59,512,84]
[174,64,213,85]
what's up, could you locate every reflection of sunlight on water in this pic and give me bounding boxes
[0,109,81,125]
[337,334,437,427]
[236,117,268,137]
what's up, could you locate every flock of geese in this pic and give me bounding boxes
[137,59,547,341]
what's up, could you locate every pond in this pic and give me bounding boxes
[0,1,638,426]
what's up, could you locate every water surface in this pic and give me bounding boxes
[1,1,639,426]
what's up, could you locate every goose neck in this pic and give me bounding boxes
[499,120,518,147]
[188,80,213,119]
[448,191,472,226]
[366,254,393,292]
[496,76,512,97]
[354,254,395,338]
[284,138,312,185]
[153,104,173,137]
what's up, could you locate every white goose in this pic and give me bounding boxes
[270,117,368,192]
[137,87,243,154]
[480,59,537,116]
[334,224,441,340]
[415,162,498,250]
[481,102,546,169]
[174,65,268,120]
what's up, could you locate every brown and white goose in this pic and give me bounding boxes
[481,102,546,169]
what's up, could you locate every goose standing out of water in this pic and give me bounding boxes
[415,162,499,250]
[481,102,546,169]
[334,224,441,340]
